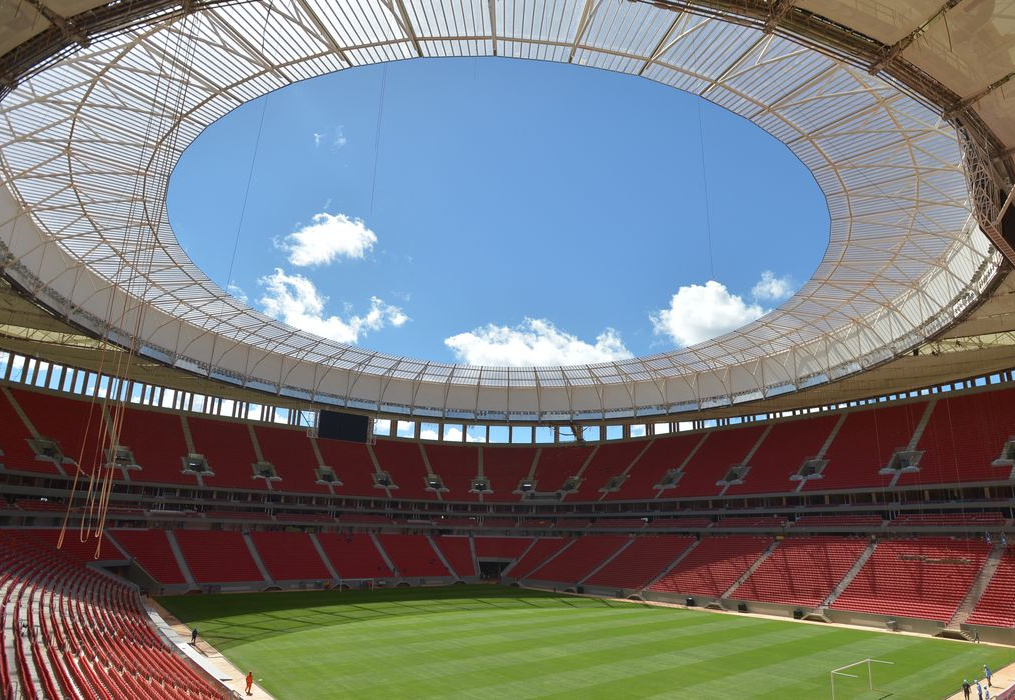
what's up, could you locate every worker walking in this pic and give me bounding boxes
[246,671,254,696]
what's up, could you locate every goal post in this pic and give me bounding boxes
[830,658,894,700]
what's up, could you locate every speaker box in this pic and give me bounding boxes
[686,597,695,607]
[737,603,748,613]
[318,410,370,443]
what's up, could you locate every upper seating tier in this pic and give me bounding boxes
[570,442,647,501]
[254,425,328,494]
[371,441,434,500]
[424,444,480,501]
[4,385,1015,504]
[725,414,839,496]
[806,402,925,492]
[531,446,594,494]
[186,417,262,489]
[899,389,1015,487]
[0,389,70,475]
[481,447,537,502]
[675,426,767,498]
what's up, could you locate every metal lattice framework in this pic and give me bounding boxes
[0,0,1005,420]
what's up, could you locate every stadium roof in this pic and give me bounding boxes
[0,0,1013,421]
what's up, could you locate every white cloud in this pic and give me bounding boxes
[419,426,480,443]
[226,282,247,303]
[258,268,407,344]
[651,280,766,348]
[445,318,632,367]
[651,271,796,348]
[276,213,377,267]
[313,126,346,149]
[332,125,347,149]
[751,270,794,302]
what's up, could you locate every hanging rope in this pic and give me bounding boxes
[59,6,205,558]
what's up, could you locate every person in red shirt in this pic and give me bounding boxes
[245,671,254,696]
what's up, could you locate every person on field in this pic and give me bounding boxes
[984,665,993,687]
[191,628,198,644]
[964,679,972,699]
[246,671,254,696]
[977,679,984,700]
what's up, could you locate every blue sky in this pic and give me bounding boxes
[167,57,828,366]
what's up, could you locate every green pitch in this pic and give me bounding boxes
[159,585,1014,699]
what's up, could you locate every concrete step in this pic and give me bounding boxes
[242,533,273,584]
[308,533,340,581]
[937,627,975,642]
[822,539,877,608]
[949,542,1005,628]
[579,539,635,585]
[165,530,197,589]
[723,540,779,599]
[643,540,701,591]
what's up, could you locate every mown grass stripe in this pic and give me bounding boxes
[160,585,1015,700]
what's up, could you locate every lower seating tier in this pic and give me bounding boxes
[831,537,991,622]
[966,547,1015,628]
[0,529,224,699]
[732,536,869,607]
[585,535,697,590]
[649,536,773,597]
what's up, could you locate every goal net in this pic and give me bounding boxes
[830,658,895,699]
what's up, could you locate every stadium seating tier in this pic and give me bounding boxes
[649,536,772,597]
[831,537,991,622]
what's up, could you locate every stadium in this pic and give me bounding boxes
[2,0,1015,697]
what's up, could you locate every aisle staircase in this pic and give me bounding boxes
[939,542,1006,640]
[723,540,779,599]
[820,539,877,609]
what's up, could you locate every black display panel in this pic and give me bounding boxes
[318,410,370,443]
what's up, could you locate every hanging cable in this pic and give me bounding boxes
[224,0,276,289]
[369,65,389,216]
[696,97,715,280]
